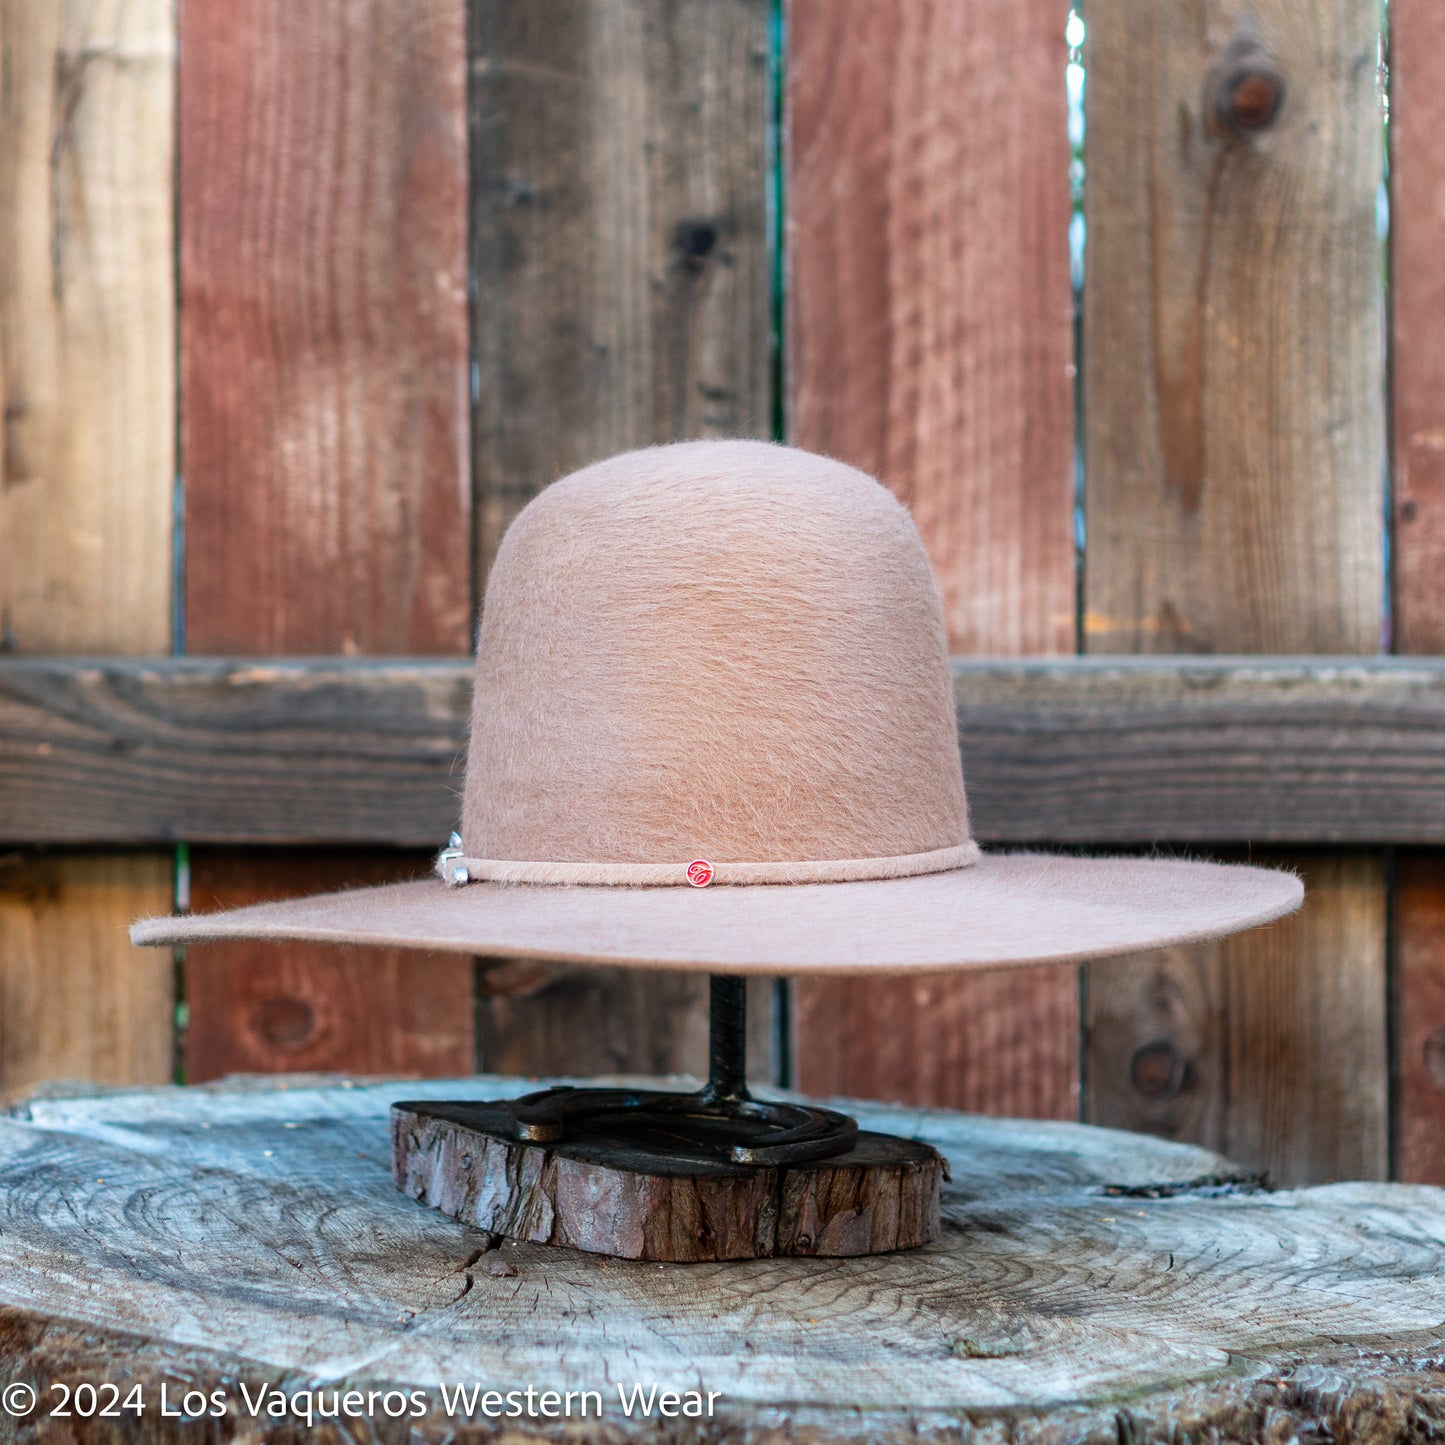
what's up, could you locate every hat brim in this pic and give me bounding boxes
[131,853,1302,974]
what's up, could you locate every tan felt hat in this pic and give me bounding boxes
[132,440,1301,971]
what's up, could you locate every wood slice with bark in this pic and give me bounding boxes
[1,1076,1444,1444]
[392,1099,943,1260]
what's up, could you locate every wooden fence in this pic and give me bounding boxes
[0,0,1439,1190]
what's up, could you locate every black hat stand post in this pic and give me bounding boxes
[392,975,947,1262]
[507,975,858,1165]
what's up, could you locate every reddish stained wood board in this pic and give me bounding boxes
[786,0,1078,1119]
[179,0,472,1079]
[1395,856,1445,1185]
[1391,0,1445,657]
[795,968,1079,1121]
[185,850,472,1082]
[181,0,471,656]
[1390,0,1445,1186]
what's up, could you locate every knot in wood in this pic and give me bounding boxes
[1215,64,1285,136]
[1423,1025,1445,1091]
[674,218,719,270]
[1130,1039,1188,1099]
[252,995,316,1047]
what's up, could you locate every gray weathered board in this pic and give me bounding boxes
[6,656,1445,844]
[0,1075,1442,1444]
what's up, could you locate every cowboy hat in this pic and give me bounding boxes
[132,440,1301,971]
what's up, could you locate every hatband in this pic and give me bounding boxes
[433,839,983,889]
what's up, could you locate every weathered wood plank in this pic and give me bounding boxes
[0,0,176,1091]
[0,0,175,654]
[0,854,172,1098]
[1,1077,1443,1442]
[475,959,777,1082]
[950,658,1445,844]
[472,0,771,577]
[1083,2,1384,655]
[1396,855,1445,1185]
[7,656,1445,846]
[786,0,1075,657]
[184,851,473,1083]
[178,0,472,1079]
[1220,853,1387,1184]
[1391,0,1445,657]
[0,657,470,845]
[796,968,1078,1120]
[180,0,470,655]
[787,0,1077,1120]
[1082,0,1388,1186]
[469,0,772,1077]
[1087,853,1388,1186]
[1083,942,1228,1149]
[1389,0,1445,1189]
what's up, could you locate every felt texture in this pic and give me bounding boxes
[133,439,1305,968]
[460,441,971,873]
[132,853,1304,973]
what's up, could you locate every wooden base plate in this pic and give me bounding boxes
[392,1098,945,1261]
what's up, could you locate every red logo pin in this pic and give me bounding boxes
[685,859,714,888]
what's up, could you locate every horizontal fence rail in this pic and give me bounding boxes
[5,656,1445,846]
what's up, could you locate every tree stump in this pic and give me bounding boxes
[2,1074,1444,1444]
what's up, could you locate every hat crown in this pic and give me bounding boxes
[461,440,970,875]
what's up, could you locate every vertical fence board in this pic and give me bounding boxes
[1391,0,1445,1184]
[1392,0,1445,658]
[786,0,1078,1118]
[1395,857,1445,1183]
[1083,3,1384,657]
[180,0,473,1078]
[1079,944,1228,1149]
[1083,0,1387,1184]
[0,0,175,1091]
[185,852,472,1081]
[798,968,1079,1120]
[476,965,777,1089]
[0,0,175,655]
[472,0,771,579]
[1087,855,1387,1182]
[0,855,174,1095]
[469,0,773,1077]
[181,0,471,655]
[1221,854,1387,1182]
